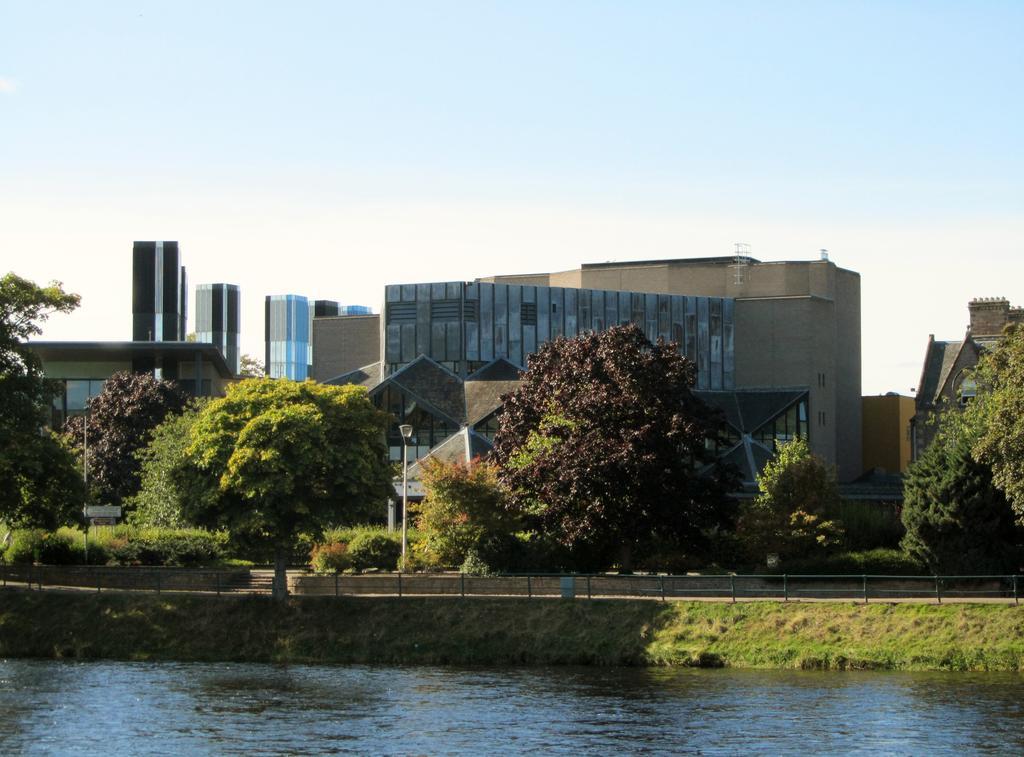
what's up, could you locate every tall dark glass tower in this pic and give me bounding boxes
[313,300,340,318]
[196,283,240,375]
[132,241,187,342]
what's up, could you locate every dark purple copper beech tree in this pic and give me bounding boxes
[64,371,188,506]
[491,323,737,570]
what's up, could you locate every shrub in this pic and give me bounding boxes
[52,527,111,565]
[474,531,530,573]
[4,530,43,564]
[100,527,226,567]
[415,459,518,569]
[108,538,146,566]
[37,531,78,565]
[737,438,844,563]
[460,549,493,576]
[347,531,401,571]
[310,542,352,573]
[826,500,904,551]
[142,531,225,567]
[2,526,226,567]
[783,548,926,576]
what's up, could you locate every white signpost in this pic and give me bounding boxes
[392,480,425,498]
[85,505,122,519]
[86,506,121,527]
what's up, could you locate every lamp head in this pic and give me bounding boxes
[399,424,414,440]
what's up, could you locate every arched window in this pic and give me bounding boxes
[959,374,977,405]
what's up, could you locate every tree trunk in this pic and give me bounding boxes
[273,549,289,600]
[618,543,634,574]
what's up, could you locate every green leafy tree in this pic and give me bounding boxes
[175,378,393,598]
[4,433,86,530]
[492,323,737,571]
[63,371,188,506]
[970,325,1024,522]
[0,273,84,527]
[237,354,265,378]
[414,457,518,570]
[736,437,844,566]
[127,401,205,528]
[903,415,1021,574]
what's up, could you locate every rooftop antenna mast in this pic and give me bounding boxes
[731,243,751,285]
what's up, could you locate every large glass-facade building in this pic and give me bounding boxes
[265,294,311,380]
[196,283,240,375]
[382,281,735,389]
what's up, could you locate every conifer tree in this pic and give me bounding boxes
[902,430,1021,575]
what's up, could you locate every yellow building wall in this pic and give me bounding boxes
[862,395,915,475]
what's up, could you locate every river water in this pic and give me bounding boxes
[0,661,1021,755]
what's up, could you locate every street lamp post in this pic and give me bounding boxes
[399,424,414,570]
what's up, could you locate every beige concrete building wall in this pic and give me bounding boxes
[832,266,862,480]
[174,360,233,396]
[312,315,381,382]
[733,296,840,473]
[477,271,568,287]
[40,360,132,378]
[579,262,676,293]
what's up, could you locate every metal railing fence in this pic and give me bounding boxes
[3,565,1018,603]
[292,572,1022,604]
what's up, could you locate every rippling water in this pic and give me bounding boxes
[0,661,1021,755]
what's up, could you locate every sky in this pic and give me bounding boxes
[2,0,1022,395]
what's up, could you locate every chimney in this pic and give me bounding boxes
[968,297,1010,337]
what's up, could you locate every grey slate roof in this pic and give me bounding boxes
[917,339,960,407]
[378,356,467,426]
[695,389,807,433]
[328,356,804,486]
[467,358,524,382]
[465,359,523,425]
[407,427,494,479]
[324,362,382,388]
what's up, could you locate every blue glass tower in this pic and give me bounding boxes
[265,294,311,380]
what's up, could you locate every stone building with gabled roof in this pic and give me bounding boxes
[911,297,1024,458]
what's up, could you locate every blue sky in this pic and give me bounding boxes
[2,1,1022,394]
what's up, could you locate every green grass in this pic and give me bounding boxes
[1,592,1022,670]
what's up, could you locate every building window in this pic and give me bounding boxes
[959,376,977,405]
[706,423,741,454]
[51,378,106,428]
[376,386,455,462]
[475,412,501,443]
[521,302,537,325]
[753,398,809,452]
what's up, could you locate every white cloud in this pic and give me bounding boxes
[0,77,18,94]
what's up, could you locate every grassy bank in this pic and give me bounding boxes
[1,592,1022,670]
